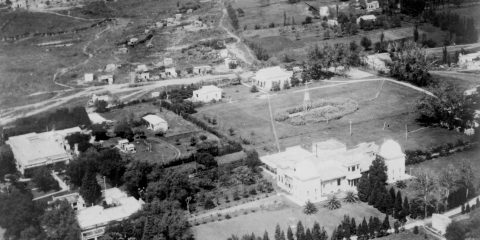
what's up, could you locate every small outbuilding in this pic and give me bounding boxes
[84,73,94,82]
[192,85,222,102]
[356,15,377,24]
[253,66,293,91]
[142,115,168,132]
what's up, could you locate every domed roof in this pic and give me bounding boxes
[294,160,319,180]
[379,139,403,159]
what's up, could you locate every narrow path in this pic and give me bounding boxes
[30,9,102,21]
[266,93,281,153]
[219,3,255,65]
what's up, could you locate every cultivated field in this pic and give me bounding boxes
[192,195,384,240]
[195,77,469,155]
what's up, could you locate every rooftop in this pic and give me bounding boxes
[253,66,293,82]
[194,85,222,94]
[76,188,144,230]
[142,114,167,125]
[88,113,112,125]
[6,127,81,168]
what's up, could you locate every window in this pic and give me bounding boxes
[352,166,355,171]
[337,179,341,186]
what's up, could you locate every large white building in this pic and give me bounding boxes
[192,85,222,102]
[253,66,293,91]
[142,114,168,132]
[77,188,144,240]
[458,51,480,70]
[261,139,408,204]
[6,127,82,174]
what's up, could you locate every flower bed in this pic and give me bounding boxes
[275,98,359,125]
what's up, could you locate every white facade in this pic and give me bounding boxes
[366,0,380,11]
[6,127,81,174]
[357,15,377,24]
[142,114,168,132]
[458,52,480,70]
[253,66,293,91]
[77,188,144,240]
[319,6,330,18]
[193,65,212,75]
[84,73,94,82]
[261,139,409,204]
[192,85,222,102]
[165,67,177,78]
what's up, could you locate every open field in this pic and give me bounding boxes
[0,11,91,37]
[430,71,480,90]
[195,78,469,155]
[192,195,384,240]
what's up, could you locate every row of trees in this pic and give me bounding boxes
[424,10,478,44]
[302,42,362,81]
[417,81,479,130]
[228,221,328,240]
[2,106,90,140]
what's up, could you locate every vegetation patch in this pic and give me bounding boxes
[275,98,358,125]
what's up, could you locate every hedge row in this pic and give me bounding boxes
[405,139,475,165]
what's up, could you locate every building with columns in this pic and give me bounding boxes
[261,139,409,204]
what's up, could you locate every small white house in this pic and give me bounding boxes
[327,19,338,27]
[193,65,212,75]
[357,15,377,24]
[366,0,380,11]
[136,64,149,72]
[84,73,94,82]
[163,58,174,66]
[253,66,293,91]
[138,72,150,81]
[458,51,480,70]
[105,64,117,73]
[151,91,160,98]
[165,67,178,78]
[192,85,222,102]
[319,6,329,18]
[117,139,136,153]
[142,115,168,132]
[175,13,182,21]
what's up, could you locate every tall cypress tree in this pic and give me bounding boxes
[403,196,410,217]
[336,225,344,240]
[361,217,369,239]
[373,217,382,236]
[263,230,270,240]
[275,224,282,240]
[394,191,403,218]
[280,231,286,240]
[296,221,305,240]
[368,216,375,238]
[287,226,294,240]
[357,173,371,202]
[382,215,391,235]
[350,218,356,236]
[389,188,396,205]
[305,228,312,240]
[80,166,101,206]
[312,222,321,240]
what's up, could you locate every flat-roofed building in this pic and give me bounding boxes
[77,188,144,240]
[142,114,168,132]
[253,66,293,91]
[192,85,222,102]
[6,127,82,174]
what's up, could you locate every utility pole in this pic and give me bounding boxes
[349,120,352,136]
[103,176,107,191]
[383,121,386,130]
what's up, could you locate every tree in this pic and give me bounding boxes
[394,190,403,218]
[360,36,372,50]
[290,75,301,87]
[344,191,359,203]
[275,224,282,240]
[41,200,81,240]
[80,166,102,206]
[138,199,191,239]
[325,195,341,210]
[245,149,262,170]
[438,164,460,209]
[287,226,294,240]
[388,40,432,87]
[90,123,109,141]
[296,221,306,240]
[96,148,126,186]
[357,173,371,202]
[305,228,312,240]
[32,167,60,192]
[304,200,318,216]
[402,196,410,218]
[0,145,17,180]
[413,26,419,42]
[381,215,390,235]
[65,132,92,153]
[264,231,270,240]
[94,100,109,113]
[445,221,466,240]
[251,85,259,93]
[226,4,239,30]
[114,120,134,141]
[412,171,437,219]
[0,186,45,239]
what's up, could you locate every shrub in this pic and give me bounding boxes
[250,85,259,93]
[225,214,231,219]
[325,195,341,210]
[413,226,419,234]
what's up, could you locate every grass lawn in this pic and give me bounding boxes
[195,79,469,155]
[192,196,385,240]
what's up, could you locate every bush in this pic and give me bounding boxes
[250,85,259,93]
[413,226,419,234]
[32,168,60,192]
[204,198,216,210]
[225,214,231,219]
